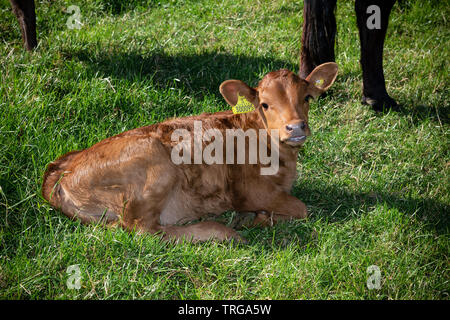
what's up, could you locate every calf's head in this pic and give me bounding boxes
[220,62,338,146]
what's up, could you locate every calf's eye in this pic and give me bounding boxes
[304,95,312,102]
[261,103,269,110]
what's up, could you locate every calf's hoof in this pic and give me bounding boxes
[231,212,257,230]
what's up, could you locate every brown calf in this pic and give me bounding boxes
[42,62,338,242]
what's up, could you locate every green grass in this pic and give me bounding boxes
[0,0,448,299]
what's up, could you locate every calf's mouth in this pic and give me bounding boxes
[282,135,308,146]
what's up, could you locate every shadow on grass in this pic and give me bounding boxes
[318,71,449,125]
[66,48,297,101]
[297,181,448,231]
[394,104,450,126]
[68,47,449,125]
[241,180,449,249]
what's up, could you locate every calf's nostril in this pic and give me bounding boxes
[300,122,306,130]
[286,125,293,131]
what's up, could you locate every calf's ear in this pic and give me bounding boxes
[219,80,259,107]
[305,62,338,98]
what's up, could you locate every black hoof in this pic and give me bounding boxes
[362,94,399,112]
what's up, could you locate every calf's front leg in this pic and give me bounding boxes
[122,200,245,243]
[160,221,245,243]
[252,192,308,227]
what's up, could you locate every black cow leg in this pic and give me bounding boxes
[9,0,37,51]
[355,0,397,111]
[299,0,337,79]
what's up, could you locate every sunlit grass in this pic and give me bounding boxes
[0,0,448,299]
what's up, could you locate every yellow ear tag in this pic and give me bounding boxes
[232,95,255,114]
[315,79,324,88]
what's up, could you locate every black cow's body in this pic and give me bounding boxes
[9,0,36,51]
[300,0,397,111]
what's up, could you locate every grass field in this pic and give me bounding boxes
[0,0,448,299]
